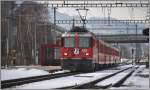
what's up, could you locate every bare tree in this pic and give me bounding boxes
[13,1,53,65]
[2,1,59,66]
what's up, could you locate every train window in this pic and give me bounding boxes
[64,37,75,47]
[78,37,90,48]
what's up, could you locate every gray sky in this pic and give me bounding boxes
[57,8,148,20]
[38,1,148,20]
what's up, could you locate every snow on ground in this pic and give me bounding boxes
[111,65,149,89]
[121,58,130,62]
[102,64,134,72]
[1,68,50,80]
[11,65,133,89]
[8,65,61,71]
[120,64,135,68]
[52,70,70,74]
[95,69,133,87]
[11,69,123,89]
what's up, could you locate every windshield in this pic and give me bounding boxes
[64,37,75,47]
[63,37,90,48]
[78,37,90,48]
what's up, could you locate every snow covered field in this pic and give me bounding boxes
[1,68,50,80]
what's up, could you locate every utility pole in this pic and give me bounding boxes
[119,45,122,60]
[135,24,138,64]
[54,7,56,26]
[35,23,38,65]
[17,15,21,65]
[132,48,134,65]
[148,0,150,87]
[72,18,76,28]
[6,16,10,66]
[53,7,57,44]
[126,23,129,34]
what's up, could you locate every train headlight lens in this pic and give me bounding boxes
[85,53,89,56]
[64,53,68,56]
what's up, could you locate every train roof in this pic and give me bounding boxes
[62,31,93,37]
[62,26,94,37]
[98,39,119,51]
[70,26,88,32]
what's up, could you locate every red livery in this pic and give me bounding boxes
[60,27,120,72]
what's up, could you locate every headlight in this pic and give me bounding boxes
[85,53,89,56]
[64,53,68,56]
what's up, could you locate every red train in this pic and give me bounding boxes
[60,27,120,72]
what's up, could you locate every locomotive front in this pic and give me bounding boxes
[60,27,95,72]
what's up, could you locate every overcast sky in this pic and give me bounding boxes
[37,1,148,20]
[57,8,148,20]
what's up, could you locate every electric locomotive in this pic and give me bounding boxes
[60,26,120,72]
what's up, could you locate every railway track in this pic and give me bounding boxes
[1,71,80,89]
[58,66,138,89]
[2,64,136,89]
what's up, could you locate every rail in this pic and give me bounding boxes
[58,66,136,89]
[1,71,80,89]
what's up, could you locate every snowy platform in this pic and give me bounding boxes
[1,68,50,81]
[4,65,61,72]
[1,67,69,81]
